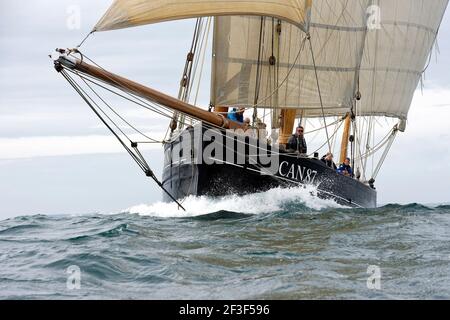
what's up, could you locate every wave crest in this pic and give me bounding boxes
[125,185,343,218]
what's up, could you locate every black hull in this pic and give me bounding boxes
[162,125,376,208]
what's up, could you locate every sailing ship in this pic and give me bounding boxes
[52,0,448,209]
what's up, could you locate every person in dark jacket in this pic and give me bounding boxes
[287,126,307,154]
[321,152,337,170]
[337,157,354,177]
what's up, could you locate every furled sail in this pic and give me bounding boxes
[94,0,312,32]
[212,0,448,120]
[212,0,371,118]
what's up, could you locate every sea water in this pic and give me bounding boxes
[1,186,449,299]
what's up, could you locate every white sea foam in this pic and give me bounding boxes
[125,185,343,218]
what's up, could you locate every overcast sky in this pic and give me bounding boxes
[0,0,449,219]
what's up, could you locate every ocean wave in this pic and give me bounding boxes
[1,200,450,299]
[189,211,254,221]
[435,204,450,211]
[375,203,442,214]
[0,224,41,235]
[43,253,130,280]
[64,223,140,242]
[124,185,344,218]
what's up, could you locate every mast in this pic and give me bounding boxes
[278,109,297,145]
[339,113,351,164]
[55,55,244,130]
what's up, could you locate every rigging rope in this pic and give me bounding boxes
[72,53,180,117]
[372,128,398,180]
[192,17,212,107]
[78,75,162,144]
[77,31,94,49]
[354,126,397,161]
[253,17,266,124]
[307,118,345,157]
[307,34,331,154]
[68,68,173,121]
[61,70,145,169]
[172,18,208,132]
[245,36,307,110]
[60,68,186,211]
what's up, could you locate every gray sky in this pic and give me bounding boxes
[0,0,449,219]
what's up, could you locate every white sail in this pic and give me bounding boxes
[212,0,448,120]
[212,0,371,118]
[94,0,312,32]
[358,0,448,120]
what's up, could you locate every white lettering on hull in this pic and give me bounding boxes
[278,161,318,184]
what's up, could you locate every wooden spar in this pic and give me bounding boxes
[56,56,244,130]
[339,113,351,164]
[214,106,229,114]
[278,109,297,145]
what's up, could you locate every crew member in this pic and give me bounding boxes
[337,157,354,177]
[287,126,307,154]
[321,152,337,170]
[227,107,245,123]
